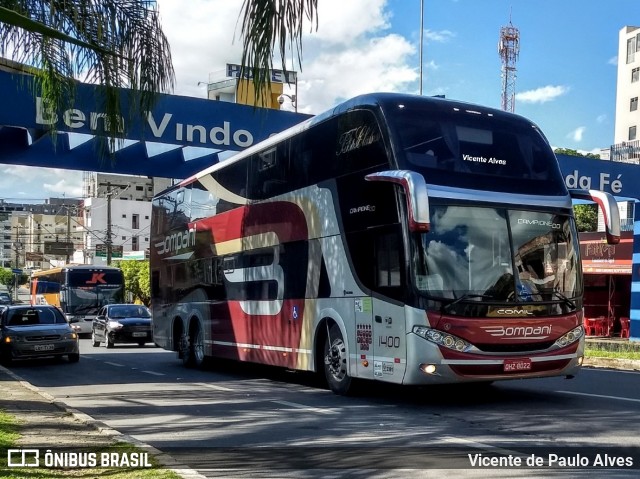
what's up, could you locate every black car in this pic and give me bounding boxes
[92,304,152,348]
[0,305,80,364]
[0,292,12,305]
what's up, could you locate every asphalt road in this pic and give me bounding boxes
[6,338,640,478]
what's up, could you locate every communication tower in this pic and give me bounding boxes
[498,16,520,112]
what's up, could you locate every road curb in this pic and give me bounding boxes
[583,356,640,371]
[0,364,207,479]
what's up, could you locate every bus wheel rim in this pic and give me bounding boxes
[328,338,347,381]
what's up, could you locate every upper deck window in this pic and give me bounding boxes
[388,104,566,195]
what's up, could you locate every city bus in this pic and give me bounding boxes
[150,93,620,395]
[30,265,125,335]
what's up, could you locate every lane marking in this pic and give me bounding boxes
[558,390,640,404]
[104,361,124,367]
[440,436,528,458]
[141,370,165,376]
[196,382,235,392]
[271,400,338,415]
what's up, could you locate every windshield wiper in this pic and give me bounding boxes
[551,291,577,310]
[441,294,494,313]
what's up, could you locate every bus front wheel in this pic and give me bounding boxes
[324,324,353,395]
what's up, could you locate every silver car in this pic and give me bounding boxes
[0,305,80,364]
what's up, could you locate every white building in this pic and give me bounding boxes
[79,173,172,265]
[0,209,11,268]
[613,26,640,162]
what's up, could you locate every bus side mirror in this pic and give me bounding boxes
[365,170,430,232]
[569,189,621,245]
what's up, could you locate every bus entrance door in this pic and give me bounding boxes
[372,298,406,384]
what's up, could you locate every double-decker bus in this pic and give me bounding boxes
[150,93,619,395]
[30,265,125,335]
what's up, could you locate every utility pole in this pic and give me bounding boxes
[106,182,113,265]
[66,206,71,264]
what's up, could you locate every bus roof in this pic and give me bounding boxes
[31,265,122,276]
[163,92,543,195]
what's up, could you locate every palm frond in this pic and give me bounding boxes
[239,0,317,106]
[0,0,175,161]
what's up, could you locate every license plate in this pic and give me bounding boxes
[132,332,147,337]
[34,344,54,352]
[504,358,532,372]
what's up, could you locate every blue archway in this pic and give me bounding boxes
[0,69,311,178]
[555,154,640,340]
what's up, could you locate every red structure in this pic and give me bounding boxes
[580,231,633,337]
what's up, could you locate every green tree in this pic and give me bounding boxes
[0,267,14,295]
[573,204,598,232]
[115,260,150,306]
[0,0,175,144]
[554,148,600,159]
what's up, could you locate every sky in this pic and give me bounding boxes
[0,0,637,202]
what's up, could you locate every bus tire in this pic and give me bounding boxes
[183,321,205,368]
[324,324,353,395]
[0,352,12,365]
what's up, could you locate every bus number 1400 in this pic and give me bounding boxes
[379,336,400,348]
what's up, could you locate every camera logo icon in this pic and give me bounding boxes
[7,449,40,467]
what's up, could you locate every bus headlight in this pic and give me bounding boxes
[553,325,583,348]
[413,326,472,352]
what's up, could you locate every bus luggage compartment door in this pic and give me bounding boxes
[354,297,374,380]
[372,298,406,383]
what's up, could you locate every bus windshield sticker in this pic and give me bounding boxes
[415,274,443,291]
[361,297,372,313]
[462,154,506,166]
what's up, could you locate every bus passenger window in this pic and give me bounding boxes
[375,232,402,288]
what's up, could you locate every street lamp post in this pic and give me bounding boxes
[278,93,297,112]
[419,0,424,95]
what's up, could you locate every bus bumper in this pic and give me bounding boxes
[402,332,584,385]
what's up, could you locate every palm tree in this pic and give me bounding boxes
[239,0,317,105]
[0,0,174,143]
[0,0,318,141]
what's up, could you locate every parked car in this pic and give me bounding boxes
[92,304,152,348]
[0,292,12,305]
[0,305,80,364]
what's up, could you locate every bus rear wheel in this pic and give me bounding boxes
[324,324,353,395]
[183,321,205,368]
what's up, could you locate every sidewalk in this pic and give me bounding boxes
[0,365,206,478]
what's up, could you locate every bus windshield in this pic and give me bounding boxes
[66,270,124,315]
[412,206,581,312]
[66,286,123,315]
